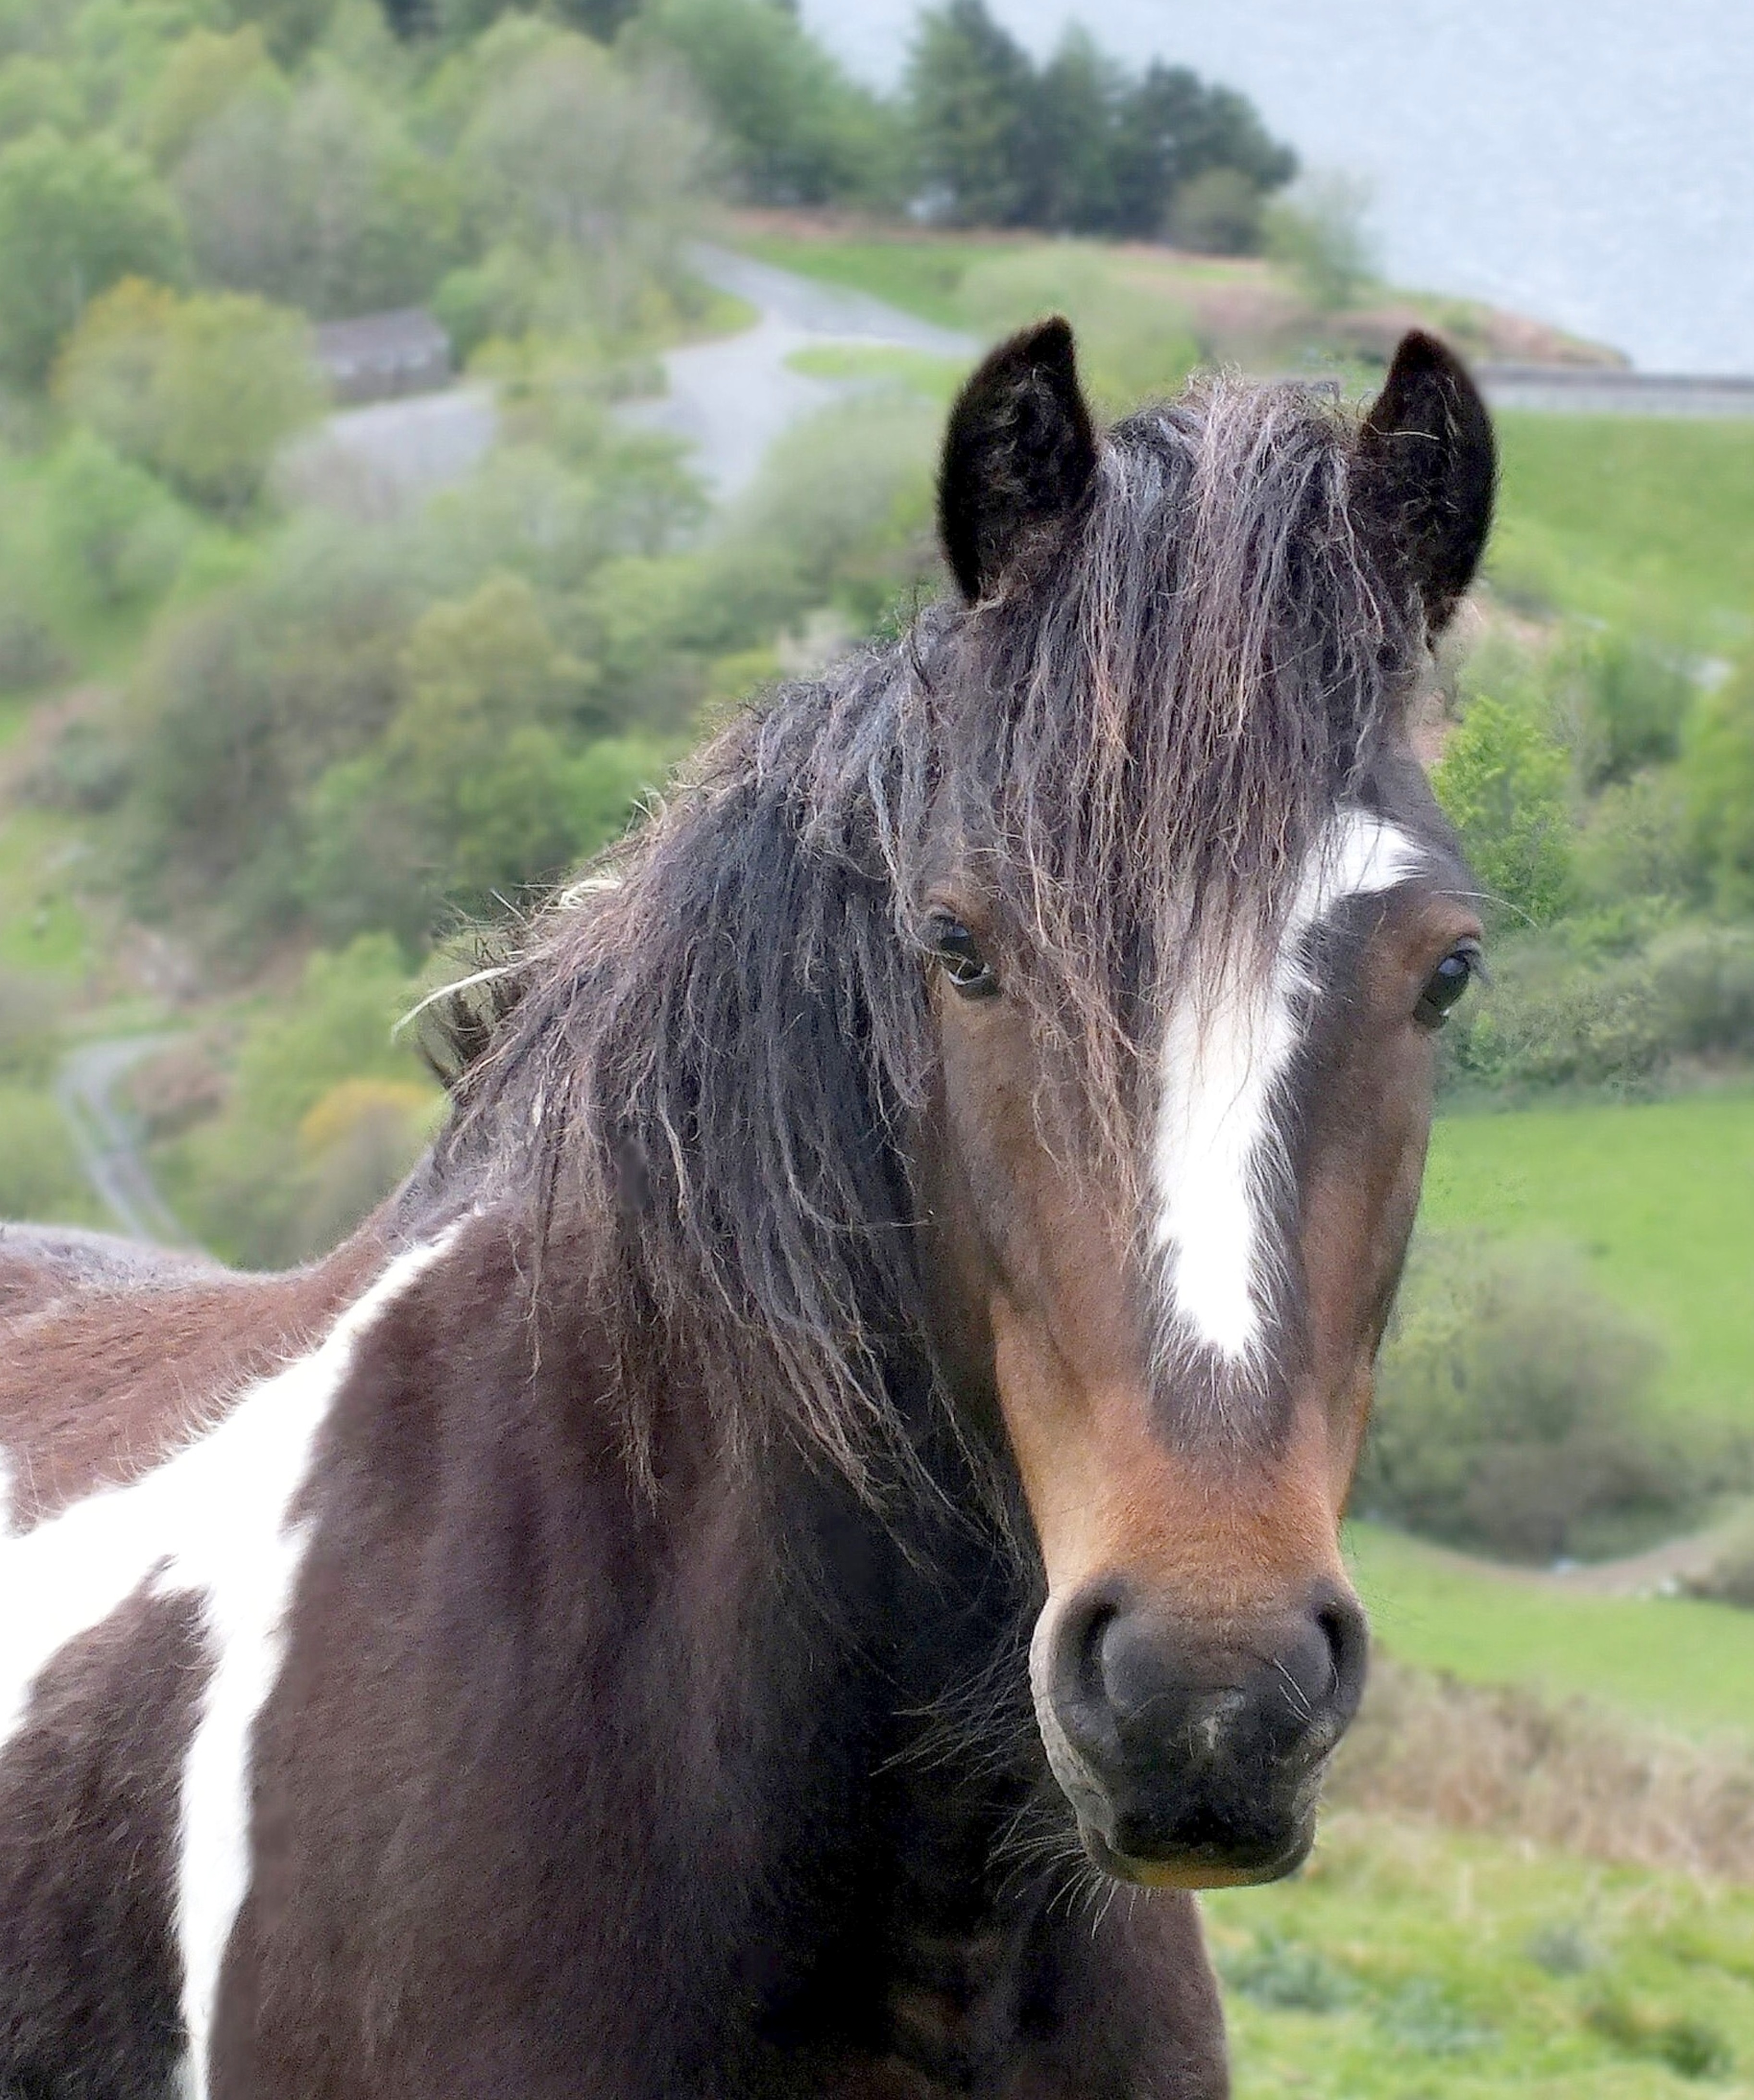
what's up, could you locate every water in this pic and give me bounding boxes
[805,0,1754,375]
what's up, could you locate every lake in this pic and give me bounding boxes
[806,0,1754,375]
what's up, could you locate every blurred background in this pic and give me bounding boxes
[0,0,1750,2089]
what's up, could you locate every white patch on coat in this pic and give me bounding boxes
[1151,811,1422,1363]
[0,1229,461,2097]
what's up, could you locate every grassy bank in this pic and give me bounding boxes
[1490,413,1754,641]
[1208,1810,1754,2098]
[1347,1523,1754,1741]
[1420,1096,1754,1440]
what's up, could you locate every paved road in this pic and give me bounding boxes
[618,244,976,502]
[53,1035,196,1246]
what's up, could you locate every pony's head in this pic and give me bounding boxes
[440,321,1492,1895]
[917,323,1491,1887]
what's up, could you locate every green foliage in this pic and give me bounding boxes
[1489,411,1754,640]
[140,25,272,169]
[632,0,904,209]
[1433,695,1575,926]
[1550,629,1692,788]
[1169,165,1265,254]
[173,66,465,320]
[167,933,441,1262]
[1358,1236,1681,1562]
[60,277,324,513]
[1263,171,1378,311]
[1443,937,1667,1094]
[1574,769,1700,907]
[457,27,707,336]
[38,428,192,608]
[907,0,1293,240]
[0,55,82,145]
[1681,659,1754,911]
[0,1080,94,1221]
[0,126,186,384]
[1421,1094,1754,1442]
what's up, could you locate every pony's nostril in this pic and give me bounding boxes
[1049,1585,1129,1762]
[1310,1591,1369,1727]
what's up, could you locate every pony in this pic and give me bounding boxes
[0,320,1494,2099]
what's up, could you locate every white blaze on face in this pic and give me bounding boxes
[1150,810,1424,1364]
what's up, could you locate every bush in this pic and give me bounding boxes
[1357,1236,1684,1562]
[59,278,323,516]
[1550,629,1692,787]
[1574,768,1701,906]
[169,934,441,1263]
[1263,172,1378,312]
[1169,165,1263,254]
[1444,937,1667,1093]
[1432,694,1575,926]
[1681,656,1754,911]
[37,429,192,610]
[0,1082,91,1221]
[1647,923,1754,1056]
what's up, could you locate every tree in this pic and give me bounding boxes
[1033,28,1124,232]
[0,127,186,385]
[632,0,903,208]
[175,69,463,319]
[140,25,274,170]
[39,429,192,607]
[906,0,1035,227]
[1431,696,1575,926]
[460,31,709,330]
[149,291,324,513]
[58,280,323,514]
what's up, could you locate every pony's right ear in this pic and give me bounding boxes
[938,318,1098,604]
[1354,330,1496,633]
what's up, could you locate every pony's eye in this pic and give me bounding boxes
[1416,941,1482,1027]
[929,914,998,999]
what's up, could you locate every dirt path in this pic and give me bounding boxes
[53,1035,194,1247]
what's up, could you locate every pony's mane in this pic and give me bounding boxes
[428,374,1422,1495]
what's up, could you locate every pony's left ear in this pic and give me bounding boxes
[1355,331,1496,633]
[939,317,1099,604]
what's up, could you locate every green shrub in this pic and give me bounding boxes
[170,934,441,1263]
[59,278,324,515]
[1574,767,1701,905]
[1262,172,1377,312]
[1647,923,1754,1056]
[1431,694,1575,926]
[1444,936,1666,1093]
[0,1081,91,1221]
[1168,165,1263,253]
[1358,1235,1685,1562]
[38,429,192,608]
[1550,628,1692,787]
[1681,656,1754,910]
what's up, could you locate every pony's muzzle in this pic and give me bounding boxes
[1033,1579,1369,1887]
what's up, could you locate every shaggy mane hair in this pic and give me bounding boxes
[427,375,1426,1495]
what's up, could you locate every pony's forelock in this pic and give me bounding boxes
[430,374,1423,1495]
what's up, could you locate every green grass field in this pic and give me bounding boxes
[1207,1810,1754,2098]
[1420,1095,1754,1439]
[1346,1523,1754,1740]
[739,233,1019,330]
[1490,413,1754,644]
